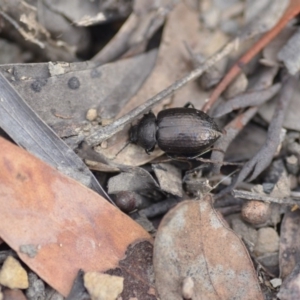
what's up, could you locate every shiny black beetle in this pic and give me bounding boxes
[129,106,222,157]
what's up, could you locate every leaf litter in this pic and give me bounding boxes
[2,0,300,299]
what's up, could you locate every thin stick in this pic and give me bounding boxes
[202,0,300,113]
[85,39,238,146]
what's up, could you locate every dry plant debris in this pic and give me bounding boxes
[153,195,263,300]
[2,0,300,299]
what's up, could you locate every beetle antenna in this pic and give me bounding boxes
[195,157,243,166]
[197,169,239,200]
[208,169,239,193]
[112,140,131,159]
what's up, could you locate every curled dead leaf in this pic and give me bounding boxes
[153,195,263,300]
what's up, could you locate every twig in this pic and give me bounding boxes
[234,74,297,183]
[212,83,281,118]
[85,39,238,146]
[195,157,243,166]
[211,66,281,174]
[232,190,299,206]
[216,74,298,199]
[202,0,300,113]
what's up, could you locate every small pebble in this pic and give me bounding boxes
[0,256,29,289]
[114,191,137,213]
[26,272,45,300]
[86,108,98,121]
[84,272,123,300]
[285,155,299,175]
[262,183,274,194]
[254,227,279,256]
[182,276,194,299]
[241,201,271,225]
[270,278,282,288]
[101,140,108,149]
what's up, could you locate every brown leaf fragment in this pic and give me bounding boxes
[279,209,300,280]
[0,137,152,296]
[153,195,263,300]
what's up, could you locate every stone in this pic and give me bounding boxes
[84,272,124,300]
[86,108,98,121]
[254,227,279,256]
[0,256,29,289]
[26,272,45,300]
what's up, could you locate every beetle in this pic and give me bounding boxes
[129,106,222,157]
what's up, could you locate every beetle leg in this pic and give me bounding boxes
[145,145,155,155]
[183,102,195,108]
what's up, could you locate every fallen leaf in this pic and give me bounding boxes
[0,137,152,296]
[153,195,263,300]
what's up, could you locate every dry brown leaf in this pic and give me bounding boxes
[0,137,153,297]
[153,195,263,300]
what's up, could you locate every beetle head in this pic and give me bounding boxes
[129,111,157,154]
